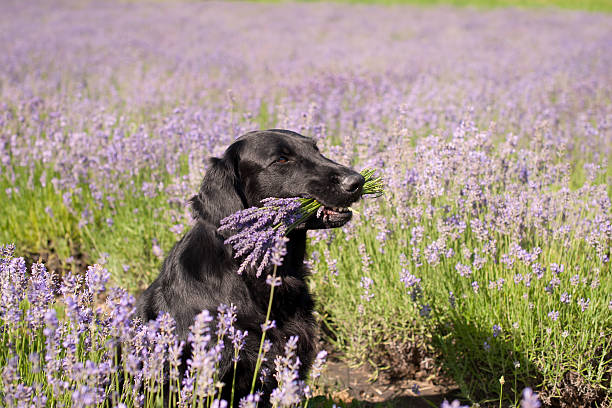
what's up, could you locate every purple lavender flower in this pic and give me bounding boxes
[168,340,185,388]
[471,281,479,293]
[449,291,456,308]
[187,318,223,400]
[419,304,431,318]
[217,303,237,338]
[324,249,339,277]
[455,262,472,277]
[26,262,55,330]
[230,329,248,363]
[1,243,16,258]
[266,274,282,287]
[29,352,41,374]
[261,319,276,332]
[520,387,541,408]
[0,255,27,326]
[310,350,328,381]
[360,276,374,302]
[2,355,19,383]
[532,263,545,279]
[239,393,261,408]
[441,399,469,408]
[578,298,590,312]
[5,383,33,406]
[85,264,110,296]
[219,198,302,276]
[106,287,136,336]
[400,269,421,288]
[72,384,101,408]
[550,263,564,275]
[170,223,185,235]
[2,355,35,406]
[270,336,304,407]
[60,271,82,298]
[359,243,373,273]
[179,373,195,408]
[549,275,561,289]
[188,309,213,347]
[157,310,177,342]
[211,400,228,408]
[152,238,163,259]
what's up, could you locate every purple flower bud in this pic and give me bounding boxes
[441,399,469,408]
[310,350,327,380]
[520,387,541,408]
[85,264,110,296]
[261,319,276,331]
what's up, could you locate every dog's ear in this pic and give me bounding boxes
[190,141,247,225]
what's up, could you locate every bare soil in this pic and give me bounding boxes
[316,354,460,407]
[23,241,89,278]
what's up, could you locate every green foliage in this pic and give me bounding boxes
[307,168,611,405]
[0,164,180,291]
[293,0,612,12]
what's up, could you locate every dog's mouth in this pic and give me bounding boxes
[316,205,352,226]
[294,193,359,230]
[298,202,353,229]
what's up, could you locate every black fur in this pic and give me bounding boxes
[136,129,364,405]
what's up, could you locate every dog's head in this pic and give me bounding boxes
[192,129,364,229]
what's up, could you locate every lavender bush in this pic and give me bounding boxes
[0,242,544,406]
[0,243,330,407]
[0,1,610,406]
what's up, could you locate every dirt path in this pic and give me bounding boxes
[318,359,459,407]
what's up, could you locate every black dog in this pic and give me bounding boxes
[136,129,364,405]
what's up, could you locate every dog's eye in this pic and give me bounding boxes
[275,156,289,164]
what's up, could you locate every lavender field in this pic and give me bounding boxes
[1,1,611,407]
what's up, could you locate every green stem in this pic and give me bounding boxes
[250,264,277,394]
[230,358,238,408]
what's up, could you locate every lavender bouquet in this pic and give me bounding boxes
[219,168,383,276]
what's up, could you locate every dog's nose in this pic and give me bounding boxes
[340,173,365,193]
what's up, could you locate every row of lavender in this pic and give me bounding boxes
[1,245,543,407]
[1,1,610,406]
[0,243,326,407]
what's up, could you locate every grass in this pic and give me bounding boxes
[308,202,611,405]
[0,163,180,291]
[124,0,612,13]
[254,0,612,12]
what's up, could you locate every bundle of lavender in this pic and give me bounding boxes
[219,169,383,276]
